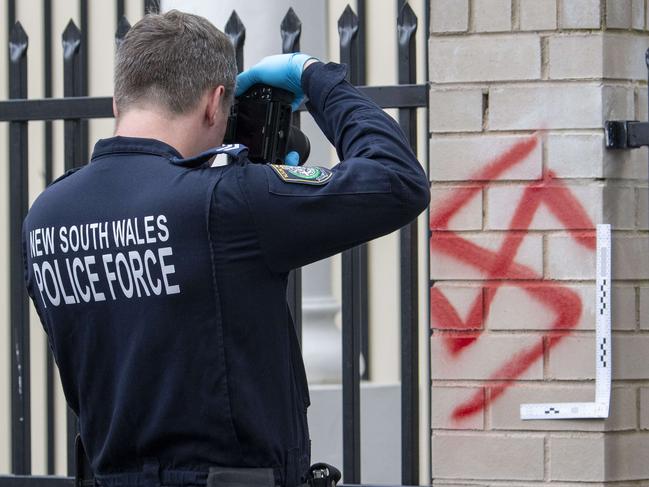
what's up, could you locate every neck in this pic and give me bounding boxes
[114,107,203,158]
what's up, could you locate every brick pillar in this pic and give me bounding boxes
[429,0,649,483]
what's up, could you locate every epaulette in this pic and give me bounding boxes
[48,166,83,187]
[171,144,249,168]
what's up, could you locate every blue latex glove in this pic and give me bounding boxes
[235,53,317,111]
[284,151,300,166]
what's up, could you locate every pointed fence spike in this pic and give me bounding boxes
[9,21,29,62]
[397,3,418,44]
[338,4,359,44]
[225,10,245,72]
[338,4,359,30]
[144,0,160,14]
[115,16,131,46]
[62,19,82,59]
[225,10,245,43]
[281,7,302,53]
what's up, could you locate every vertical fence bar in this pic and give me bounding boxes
[338,5,361,483]
[43,0,56,474]
[43,0,53,184]
[281,7,303,346]
[7,0,16,39]
[63,20,83,171]
[225,11,245,74]
[424,0,432,481]
[7,0,16,89]
[9,21,31,476]
[79,0,89,161]
[116,0,125,25]
[354,0,369,381]
[397,4,419,485]
[356,0,367,86]
[62,19,83,475]
[280,8,301,54]
[116,16,131,50]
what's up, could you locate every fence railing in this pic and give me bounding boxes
[0,1,428,485]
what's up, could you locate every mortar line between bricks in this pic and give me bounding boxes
[430,27,649,37]
[511,0,520,31]
[430,78,645,85]
[635,385,641,430]
[541,127,548,176]
[429,80,648,91]
[429,279,646,284]
[481,185,488,231]
[430,130,608,138]
[432,429,548,438]
[635,186,641,236]
[468,0,475,33]
[540,36,549,80]
[470,481,649,486]
[446,329,649,336]
[432,329,599,336]
[483,386,490,430]
[541,231,548,279]
[431,228,648,236]
[431,379,649,387]
[434,426,632,434]
[429,278,597,285]
[635,286,641,330]
[433,430,615,439]
[542,335,549,379]
[431,178,620,186]
[430,128,606,136]
[550,429,649,438]
[433,482,641,487]
[429,180,626,189]
[543,435,549,482]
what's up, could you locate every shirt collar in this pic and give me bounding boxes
[91,136,183,161]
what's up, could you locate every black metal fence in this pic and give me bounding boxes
[0,0,429,485]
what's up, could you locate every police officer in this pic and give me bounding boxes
[23,9,429,487]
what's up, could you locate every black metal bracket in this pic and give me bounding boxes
[605,47,649,150]
[605,121,649,149]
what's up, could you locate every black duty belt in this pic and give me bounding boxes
[94,464,340,487]
[96,465,277,487]
[77,436,339,487]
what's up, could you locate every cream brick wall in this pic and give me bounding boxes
[430,0,649,484]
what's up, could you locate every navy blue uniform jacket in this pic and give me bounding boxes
[22,62,430,486]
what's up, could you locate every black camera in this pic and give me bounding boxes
[223,84,310,165]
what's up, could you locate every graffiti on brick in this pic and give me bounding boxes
[430,134,596,421]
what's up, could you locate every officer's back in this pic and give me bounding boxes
[23,9,429,487]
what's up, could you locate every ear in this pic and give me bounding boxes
[205,85,226,127]
[112,98,119,118]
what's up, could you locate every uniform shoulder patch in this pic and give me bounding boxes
[269,165,333,185]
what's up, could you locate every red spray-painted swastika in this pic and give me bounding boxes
[430,135,596,421]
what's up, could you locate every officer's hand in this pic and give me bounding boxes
[235,53,318,111]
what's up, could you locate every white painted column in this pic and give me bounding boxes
[301,259,341,383]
